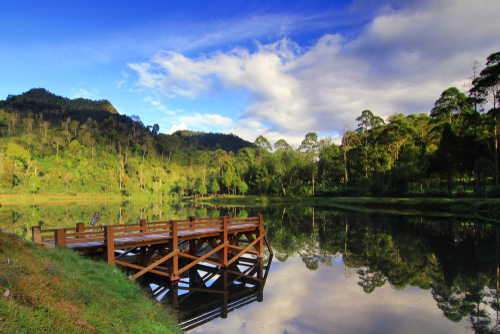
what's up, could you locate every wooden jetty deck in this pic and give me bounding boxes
[31,214,273,282]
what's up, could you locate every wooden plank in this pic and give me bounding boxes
[226,235,263,266]
[114,247,139,260]
[177,287,229,294]
[113,225,171,234]
[226,269,263,282]
[228,217,259,222]
[178,224,223,232]
[264,234,274,255]
[174,241,229,277]
[131,250,179,280]
[227,245,258,255]
[114,260,170,277]
[67,231,104,237]
[177,253,222,267]
[66,236,105,244]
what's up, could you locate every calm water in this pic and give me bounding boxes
[2,201,499,333]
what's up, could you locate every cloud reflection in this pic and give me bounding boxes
[191,257,470,334]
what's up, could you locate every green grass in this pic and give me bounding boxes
[0,231,181,334]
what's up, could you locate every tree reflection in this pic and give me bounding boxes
[6,201,500,332]
[259,206,500,333]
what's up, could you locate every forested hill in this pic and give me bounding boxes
[0,88,252,154]
[3,88,119,116]
[176,130,253,152]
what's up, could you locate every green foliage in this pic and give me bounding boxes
[210,179,220,193]
[197,182,207,196]
[1,161,15,188]
[384,166,410,197]
[356,177,371,195]
[68,140,81,153]
[238,180,248,195]
[6,143,30,166]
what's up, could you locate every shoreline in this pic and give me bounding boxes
[0,194,177,206]
[187,195,500,215]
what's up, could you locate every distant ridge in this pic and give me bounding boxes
[176,130,253,153]
[2,88,119,120]
[0,88,253,153]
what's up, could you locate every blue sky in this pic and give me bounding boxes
[1,0,499,146]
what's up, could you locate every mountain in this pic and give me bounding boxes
[0,88,253,153]
[3,88,118,114]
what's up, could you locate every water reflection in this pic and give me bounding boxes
[141,256,272,332]
[3,201,500,333]
[257,206,500,334]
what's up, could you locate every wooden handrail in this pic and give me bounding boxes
[178,224,223,232]
[66,236,106,244]
[228,218,259,222]
[113,229,172,240]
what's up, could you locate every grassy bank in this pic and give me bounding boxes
[190,195,500,213]
[0,230,181,333]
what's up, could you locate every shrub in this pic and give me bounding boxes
[383,166,410,197]
[356,177,371,195]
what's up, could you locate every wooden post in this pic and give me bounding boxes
[139,219,147,260]
[257,214,264,258]
[32,226,42,243]
[172,281,179,308]
[222,269,228,318]
[104,225,115,264]
[221,215,228,266]
[257,258,264,302]
[54,229,66,248]
[227,213,232,220]
[171,220,179,281]
[75,223,84,238]
[139,219,147,232]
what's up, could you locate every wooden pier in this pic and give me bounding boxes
[31,214,273,282]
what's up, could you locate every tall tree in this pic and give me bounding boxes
[300,132,319,195]
[471,52,500,186]
[356,110,384,177]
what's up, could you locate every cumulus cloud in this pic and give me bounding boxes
[200,258,470,333]
[166,122,188,134]
[129,0,500,145]
[178,113,233,128]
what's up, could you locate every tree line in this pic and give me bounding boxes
[0,52,498,197]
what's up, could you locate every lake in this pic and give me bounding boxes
[2,200,498,333]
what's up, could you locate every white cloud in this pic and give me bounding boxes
[198,257,470,333]
[166,122,188,134]
[130,0,500,145]
[179,113,233,128]
[72,88,94,99]
[116,79,127,88]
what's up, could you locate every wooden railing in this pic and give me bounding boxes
[32,213,261,249]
